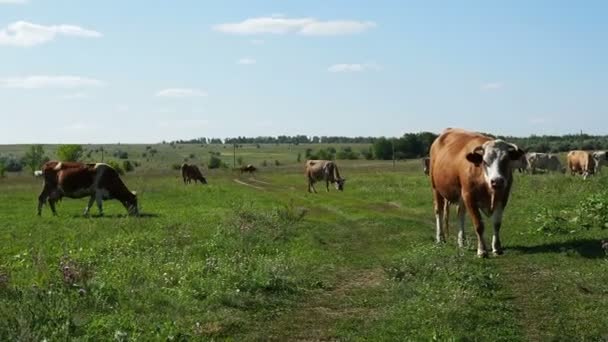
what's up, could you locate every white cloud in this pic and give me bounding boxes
[237,58,256,65]
[0,21,101,47]
[481,82,503,90]
[0,0,28,4]
[213,17,375,36]
[156,88,207,98]
[328,63,380,73]
[0,75,104,89]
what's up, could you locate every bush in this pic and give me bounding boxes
[208,155,223,169]
[0,161,5,178]
[274,160,281,166]
[297,153,302,163]
[113,150,129,159]
[57,144,83,162]
[572,192,608,230]
[122,160,134,173]
[336,147,359,160]
[23,145,46,172]
[237,156,244,166]
[261,160,268,167]
[0,155,23,172]
[171,163,182,170]
[361,147,374,160]
[531,208,573,236]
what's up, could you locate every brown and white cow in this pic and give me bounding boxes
[526,152,564,174]
[305,160,345,193]
[37,161,138,216]
[510,153,529,173]
[421,157,430,175]
[181,163,208,184]
[430,128,524,257]
[239,164,257,175]
[567,150,594,179]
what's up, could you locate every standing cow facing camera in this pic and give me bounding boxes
[430,128,524,257]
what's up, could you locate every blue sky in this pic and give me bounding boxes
[1,0,606,143]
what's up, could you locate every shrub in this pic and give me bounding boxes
[23,145,47,172]
[531,208,573,236]
[297,152,302,163]
[274,160,281,166]
[171,163,182,170]
[336,146,359,160]
[237,156,244,166]
[57,144,83,162]
[261,160,268,167]
[113,150,129,159]
[572,192,608,230]
[208,155,223,169]
[0,161,5,178]
[122,160,134,173]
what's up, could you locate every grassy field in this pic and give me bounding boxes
[1,145,607,340]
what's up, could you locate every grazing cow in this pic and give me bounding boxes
[305,160,346,193]
[567,150,595,179]
[430,128,524,257]
[592,151,608,173]
[181,163,207,184]
[526,153,564,174]
[239,164,257,175]
[421,157,430,175]
[510,153,529,173]
[37,161,138,216]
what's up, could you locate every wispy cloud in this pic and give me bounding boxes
[156,88,207,98]
[0,75,104,89]
[0,0,28,4]
[213,16,375,36]
[0,21,101,47]
[59,92,90,100]
[328,63,381,73]
[481,82,503,90]
[237,57,256,65]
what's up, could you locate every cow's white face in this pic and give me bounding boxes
[335,178,346,191]
[466,140,524,191]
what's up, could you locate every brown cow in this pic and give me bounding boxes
[430,128,524,257]
[567,150,594,179]
[421,157,430,175]
[305,160,345,193]
[181,163,208,184]
[239,164,257,175]
[37,161,138,216]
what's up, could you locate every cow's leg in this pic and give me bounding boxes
[463,196,487,257]
[48,198,58,216]
[95,192,104,216]
[326,180,330,192]
[37,188,49,216]
[309,179,317,193]
[84,195,96,216]
[432,190,446,243]
[457,200,466,248]
[442,200,450,238]
[491,205,504,255]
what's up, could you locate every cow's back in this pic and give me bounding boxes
[568,150,592,173]
[306,160,330,180]
[430,128,490,202]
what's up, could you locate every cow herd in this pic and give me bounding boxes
[34,128,605,258]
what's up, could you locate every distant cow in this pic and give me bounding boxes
[421,157,430,175]
[37,161,138,216]
[430,128,524,257]
[239,164,257,175]
[567,150,594,179]
[526,153,564,174]
[181,163,207,184]
[510,153,529,173]
[305,160,346,193]
[592,151,608,173]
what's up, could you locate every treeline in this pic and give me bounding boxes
[499,134,608,153]
[173,136,378,145]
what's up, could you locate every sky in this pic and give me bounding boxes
[0,0,607,143]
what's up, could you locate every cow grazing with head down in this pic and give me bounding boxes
[526,152,564,174]
[305,160,345,193]
[239,164,257,175]
[181,163,207,184]
[430,128,524,257]
[592,151,607,173]
[37,161,138,216]
[567,150,595,179]
[421,157,430,175]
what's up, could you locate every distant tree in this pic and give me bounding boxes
[122,160,134,172]
[373,138,393,160]
[208,155,223,169]
[106,160,125,175]
[57,144,83,162]
[23,144,47,172]
[0,160,6,178]
[274,160,281,166]
[297,152,302,163]
[237,156,244,166]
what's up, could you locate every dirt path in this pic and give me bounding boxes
[232,178,265,190]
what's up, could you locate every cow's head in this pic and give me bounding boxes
[123,190,139,216]
[335,178,346,191]
[200,176,208,185]
[466,139,524,191]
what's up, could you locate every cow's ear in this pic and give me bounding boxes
[466,146,484,166]
[508,144,525,160]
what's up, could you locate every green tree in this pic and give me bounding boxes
[373,138,393,160]
[23,144,47,172]
[57,144,83,162]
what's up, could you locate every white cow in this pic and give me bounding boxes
[592,151,607,173]
[526,153,564,174]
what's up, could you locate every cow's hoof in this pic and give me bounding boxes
[477,251,489,258]
[493,249,504,256]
